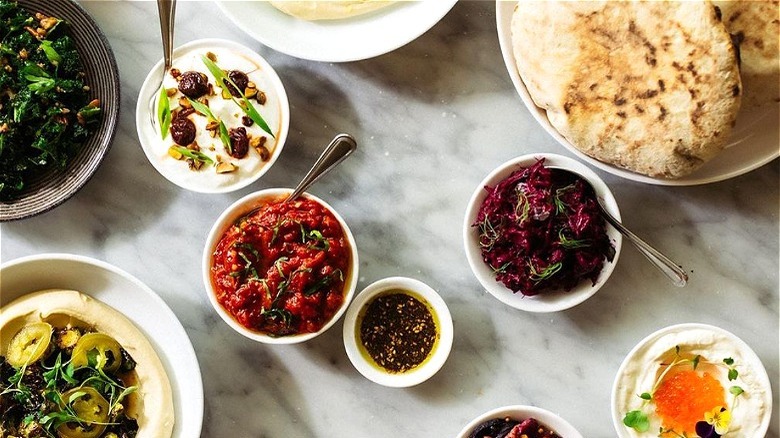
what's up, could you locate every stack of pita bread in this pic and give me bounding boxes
[511,0,779,179]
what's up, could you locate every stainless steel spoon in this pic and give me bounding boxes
[286,134,358,202]
[149,0,177,126]
[552,166,688,287]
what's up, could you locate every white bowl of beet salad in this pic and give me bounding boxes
[457,405,584,438]
[202,188,359,344]
[463,153,622,312]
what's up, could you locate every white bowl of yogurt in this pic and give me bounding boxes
[611,323,772,438]
[136,38,289,193]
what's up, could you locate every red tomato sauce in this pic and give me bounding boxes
[211,196,351,336]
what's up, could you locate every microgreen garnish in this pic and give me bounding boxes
[553,183,575,214]
[301,226,330,251]
[558,229,590,249]
[304,269,343,296]
[170,146,214,166]
[528,261,562,282]
[274,257,289,279]
[157,86,171,139]
[478,216,502,251]
[231,243,260,279]
[514,185,530,223]
[262,308,292,327]
[623,410,650,432]
[186,97,232,153]
[201,55,274,137]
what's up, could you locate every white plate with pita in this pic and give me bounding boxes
[496,0,779,186]
[216,0,457,62]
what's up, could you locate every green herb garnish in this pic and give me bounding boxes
[558,229,591,249]
[622,410,650,432]
[187,97,232,153]
[40,40,61,66]
[303,269,343,296]
[157,86,171,139]
[170,145,214,166]
[201,55,274,137]
[528,261,562,282]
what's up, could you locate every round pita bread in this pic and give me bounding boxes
[512,1,742,178]
[714,0,780,108]
[270,1,393,21]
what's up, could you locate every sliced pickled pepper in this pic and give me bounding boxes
[6,322,53,367]
[56,387,109,438]
[70,333,122,372]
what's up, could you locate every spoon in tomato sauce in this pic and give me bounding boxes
[287,133,358,202]
[551,166,688,287]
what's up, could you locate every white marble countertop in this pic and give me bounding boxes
[1,1,778,437]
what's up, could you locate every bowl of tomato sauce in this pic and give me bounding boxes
[202,188,359,344]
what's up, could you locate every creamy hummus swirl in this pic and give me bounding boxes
[0,290,175,438]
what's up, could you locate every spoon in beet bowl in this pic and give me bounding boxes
[550,166,688,287]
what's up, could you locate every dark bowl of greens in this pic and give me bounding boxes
[0,0,119,221]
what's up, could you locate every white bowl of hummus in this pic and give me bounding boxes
[136,38,289,193]
[611,323,772,437]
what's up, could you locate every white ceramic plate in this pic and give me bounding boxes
[496,1,779,186]
[0,254,204,438]
[216,0,458,62]
[457,405,584,438]
[611,323,772,437]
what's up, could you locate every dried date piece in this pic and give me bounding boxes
[170,117,196,146]
[226,70,249,97]
[178,71,209,98]
[228,127,249,158]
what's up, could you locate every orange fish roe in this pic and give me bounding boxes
[654,370,726,435]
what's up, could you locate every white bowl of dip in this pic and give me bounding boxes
[611,323,772,437]
[342,277,453,387]
[136,38,289,193]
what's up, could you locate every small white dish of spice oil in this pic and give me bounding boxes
[342,277,453,387]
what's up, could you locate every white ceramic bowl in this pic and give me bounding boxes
[457,405,584,438]
[202,188,359,344]
[611,323,773,437]
[136,38,289,193]
[342,277,453,387]
[463,153,622,312]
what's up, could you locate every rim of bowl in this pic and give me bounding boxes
[202,188,359,344]
[462,153,623,313]
[135,38,290,194]
[342,276,454,387]
[610,323,773,437]
[456,405,584,438]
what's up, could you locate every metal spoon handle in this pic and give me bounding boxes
[599,206,688,287]
[157,0,177,71]
[287,134,357,202]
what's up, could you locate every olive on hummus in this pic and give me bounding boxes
[0,290,174,438]
[269,1,394,20]
[612,324,772,438]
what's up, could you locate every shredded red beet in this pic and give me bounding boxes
[473,159,614,296]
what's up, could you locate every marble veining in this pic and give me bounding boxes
[1,1,778,437]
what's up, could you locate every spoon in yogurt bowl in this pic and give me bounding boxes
[149,0,177,127]
[550,166,688,287]
[286,134,358,203]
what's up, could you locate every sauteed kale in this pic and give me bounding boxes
[0,0,101,200]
